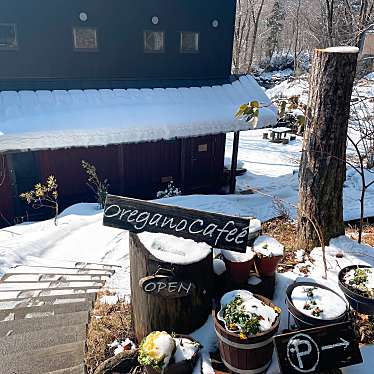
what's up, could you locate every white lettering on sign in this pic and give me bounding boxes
[286,333,320,373]
[321,338,350,351]
[143,281,193,295]
[104,205,249,246]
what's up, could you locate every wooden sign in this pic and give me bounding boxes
[139,275,196,298]
[103,195,253,252]
[274,322,363,374]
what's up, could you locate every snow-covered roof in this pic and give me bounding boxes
[0,75,277,153]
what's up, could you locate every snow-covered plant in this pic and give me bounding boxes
[81,160,109,209]
[156,180,181,199]
[20,175,59,225]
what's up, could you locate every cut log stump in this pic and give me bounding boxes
[129,232,214,342]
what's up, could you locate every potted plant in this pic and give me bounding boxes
[253,236,284,277]
[338,265,374,315]
[221,248,255,284]
[286,282,349,329]
[214,290,281,374]
[138,331,201,374]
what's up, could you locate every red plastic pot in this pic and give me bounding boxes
[254,255,283,277]
[223,257,255,284]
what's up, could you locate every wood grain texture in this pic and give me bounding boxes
[130,232,214,342]
[298,48,358,249]
[104,195,252,252]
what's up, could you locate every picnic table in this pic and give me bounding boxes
[268,127,292,143]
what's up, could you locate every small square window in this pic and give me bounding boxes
[144,31,164,53]
[0,24,18,50]
[180,32,199,53]
[73,27,98,51]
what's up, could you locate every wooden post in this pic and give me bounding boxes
[229,131,240,194]
[297,47,359,250]
[129,233,214,342]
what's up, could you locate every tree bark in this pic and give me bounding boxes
[297,47,359,251]
[129,233,214,343]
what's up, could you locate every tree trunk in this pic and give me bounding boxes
[129,233,214,343]
[297,47,359,251]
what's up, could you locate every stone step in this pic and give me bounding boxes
[0,280,105,291]
[0,292,97,309]
[25,255,120,270]
[0,310,89,336]
[2,341,86,374]
[0,324,87,355]
[0,286,102,300]
[0,294,93,310]
[46,364,86,374]
[10,265,115,275]
[1,273,109,282]
[0,300,92,321]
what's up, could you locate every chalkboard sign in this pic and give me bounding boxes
[139,275,196,298]
[274,322,363,373]
[103,195,254,252]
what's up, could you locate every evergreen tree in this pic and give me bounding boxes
[265,0,285,61]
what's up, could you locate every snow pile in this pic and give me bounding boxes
[213,259,226,275]
[291,285,347,319]
[266,76,309,103]
[253,235,284,257]
[100,294,119,305]
[140,331,175,369]
[0,75,277,152]
[138,232,211,265]
[174,338,200,363]
[221,247,255,263]
[109,338,136,355]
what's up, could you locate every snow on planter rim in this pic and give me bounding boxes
[291,285,347,320]
[253,235,284,257]
[221,247,255,263]
[138,232,211,265]
[218,290,279,333]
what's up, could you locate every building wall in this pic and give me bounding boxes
[1,134,226,225]
[0,0,236,90]
[0,156,14,226]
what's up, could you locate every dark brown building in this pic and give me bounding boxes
[0,0,276,226]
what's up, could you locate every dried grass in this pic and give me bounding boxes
[86,291,134,374]
[263,218,374,273]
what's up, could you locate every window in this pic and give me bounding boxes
[144,31,164,53]
[0,24,18,50]
[73,27,98,51]
[180,32,199,53]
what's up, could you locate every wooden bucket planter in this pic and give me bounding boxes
[213,295,280,374]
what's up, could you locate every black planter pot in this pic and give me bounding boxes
[286,281,349,329]
[338,265,374,316]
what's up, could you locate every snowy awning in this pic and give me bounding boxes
[0,75,277,153]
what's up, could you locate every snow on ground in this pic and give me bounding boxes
[225,129,374,222]
[0,74,373,372]
[1,188,373,373]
